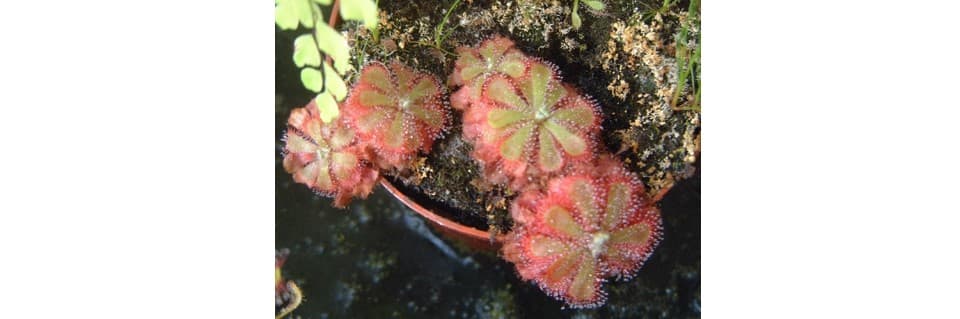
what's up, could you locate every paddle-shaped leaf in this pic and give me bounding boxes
[341,61,448,170]
[501,161,663,308]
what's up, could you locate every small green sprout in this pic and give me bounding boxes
[571,0,606,30]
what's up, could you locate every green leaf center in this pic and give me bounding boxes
[535,105,551,121]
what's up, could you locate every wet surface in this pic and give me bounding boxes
[276,148,699,318]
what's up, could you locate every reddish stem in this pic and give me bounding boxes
[324,0,340,68]
[329,0,340,27]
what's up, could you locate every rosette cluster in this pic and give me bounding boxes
[452,36,601,190]
[451,36,663,308]
[343,61,449,171]
[283,61,448,207]
[282,102,379,207]
[502,156,662,307]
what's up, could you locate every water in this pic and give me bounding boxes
[276,157,699,318]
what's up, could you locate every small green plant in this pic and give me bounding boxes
[637,0,700,110]
[434,0,461,49]
[671,0,700,111]
[571,0,606,30]
[275,0,380,122]
[411,0,461,57]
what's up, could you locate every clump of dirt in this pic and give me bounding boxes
[343,0,699,233]
[599,11,701,197]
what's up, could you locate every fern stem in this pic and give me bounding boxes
[329,0,340,28]
[325,0,341,68]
